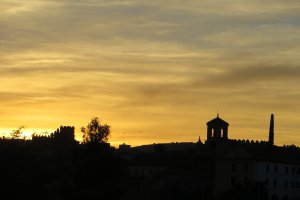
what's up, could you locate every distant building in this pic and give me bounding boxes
[53,126,75,143]
[207,114,229,141]
[205,114,274,146]
[124,113,300,199]
[214,145,300,200]
[131,142,200,153]
[32,126,75,144]
[119,143,131,153]
[209,114,300,199]
[124,151,214,200]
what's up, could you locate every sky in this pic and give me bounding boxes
[1,0,300,146]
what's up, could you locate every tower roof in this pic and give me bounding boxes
[207,115,229,127]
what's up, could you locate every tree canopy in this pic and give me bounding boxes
[10,126,25,139]
[81,117,110,144]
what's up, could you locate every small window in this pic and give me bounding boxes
[274,165,278,173]
[292,181,295,188]
[245,163,249,171]
[274,180,278,187]
[232,163,237,172]
[231,176,236,186]
[265,179,269,187]
[285,180,288,188]
[266,164,270,172]
[296,181,299,188]
[292,167,295,174]
[141,168,144,175]
[285,166,289,174]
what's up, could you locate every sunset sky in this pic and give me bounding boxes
[1,0,300,146]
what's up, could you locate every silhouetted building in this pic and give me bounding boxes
[131,142,200,153]
[207,114,300,199]
[125,113,300,200]
[119,143,131,153]
[214,145,300,200]
[32,126,75,144]
[207,114,229,141]
[125,151,214,200]
[53,126,75,143]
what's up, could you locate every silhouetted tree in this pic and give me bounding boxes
[10,125,25,139]
[81,117,110,144]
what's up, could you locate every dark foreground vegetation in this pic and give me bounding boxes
[0,118,126,200]
[0,139,126,200]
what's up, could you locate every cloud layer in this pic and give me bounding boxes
[1,0,300,146]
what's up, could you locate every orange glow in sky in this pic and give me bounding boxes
[1,0,300,146]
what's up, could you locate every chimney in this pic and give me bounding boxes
[269,114,274,146]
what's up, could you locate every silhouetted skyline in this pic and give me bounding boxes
[0,115,299,200]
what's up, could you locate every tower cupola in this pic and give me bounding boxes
[206,114,229,141]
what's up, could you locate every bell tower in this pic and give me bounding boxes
[207,114,229,141]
